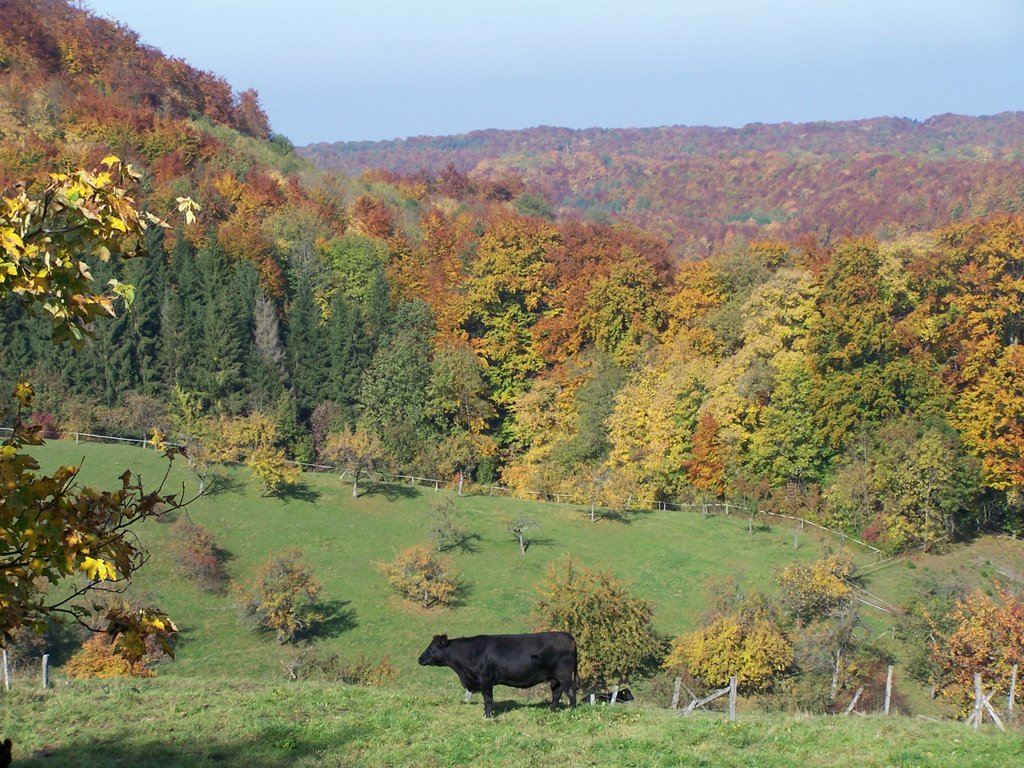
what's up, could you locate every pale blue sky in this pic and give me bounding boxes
[85,1,1023,145]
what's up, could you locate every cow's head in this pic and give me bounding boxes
[418,634,450,666]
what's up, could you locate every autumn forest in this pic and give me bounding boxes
[1,0,1022,562]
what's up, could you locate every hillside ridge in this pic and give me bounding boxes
[300,112,1024,251]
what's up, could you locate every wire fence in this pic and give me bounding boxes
[6,426,884,558]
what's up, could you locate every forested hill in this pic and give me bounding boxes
[2,0,1023,556]
[301,114,1024,253]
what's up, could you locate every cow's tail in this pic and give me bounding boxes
[571,635,580,704]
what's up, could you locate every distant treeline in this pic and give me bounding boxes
[301,115,1024,254]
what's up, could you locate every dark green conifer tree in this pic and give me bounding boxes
[285,269,329,420]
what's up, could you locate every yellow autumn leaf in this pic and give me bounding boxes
[80,556,117,582]
[14,382,33,407]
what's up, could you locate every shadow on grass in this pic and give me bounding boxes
[360,481,422,501]
[202,471,246,497]
[438,532,483,554]
[13,731,358,768]
[515,536,556,554]
[277,482,322,504]
[484,698,574,717]
[314,599,358,639]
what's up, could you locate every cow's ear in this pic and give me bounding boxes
[437,634,449,647]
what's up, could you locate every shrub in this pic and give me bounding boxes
[664,614,793,694]
[929,584,1024,715]
[532,558,662,687]
[64,635,155,679]
[775,551,854,621]
[169,516,229,594]
[377,545,460,608]
[429,498,474,552]
[283,650,397,685]
[234,550,324,644]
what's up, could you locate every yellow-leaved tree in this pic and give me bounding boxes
[0,159,197,660]
[664,614,793,694]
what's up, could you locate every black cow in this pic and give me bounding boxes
[593,687,633,703]
[418,632,578,718]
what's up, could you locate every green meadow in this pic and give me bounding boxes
[1,440,1020,766]
[26,439,885,685]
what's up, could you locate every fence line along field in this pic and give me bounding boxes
[16,442,1022,678]
[24,439,875,685]
[4,439,1021,767]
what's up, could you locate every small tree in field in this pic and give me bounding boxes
[532,558,661,687]
[664,614,793,694]
[929,584,1024,715]
[234,550,324,644]
[64,634,156,680]
[429,498,474,552]
[169,515,229,594]
[322,427,386,497]
[377,545,460,608]
[507,518,539,555]
[775,551,855,622]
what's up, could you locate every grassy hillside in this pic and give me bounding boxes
[27,439,879,688]
[2,679,1021,768]
[5,440,1022,765]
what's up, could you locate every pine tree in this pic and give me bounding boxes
[125,226,170,397]
[285,269,328,420]
[327,290,372,427]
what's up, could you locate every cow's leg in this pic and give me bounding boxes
[481,684,495,718]
[549,679,563,711]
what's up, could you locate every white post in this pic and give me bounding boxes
[830,649,841,701]
[728,676,737,721]
[671,677,682,710]
[610,684,619,704]
[884,665,893,716]
[1009,664,1018,721]
[42,654,49,690]
[972,673,983,730]
[2,649,8,691]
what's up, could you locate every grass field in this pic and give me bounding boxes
[2,679,1021,768]
[26,439,885,687]
[4,439,1021,766]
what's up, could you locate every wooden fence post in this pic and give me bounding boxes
[843,687,864,715]
[610,684,619,704]
[671,677,682,710]
[884,665,893,715]
[2,649,8,691]
[728,676,737,721]
[42,654,49,690]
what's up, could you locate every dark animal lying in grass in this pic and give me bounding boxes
[418,632,578,718]
[0,738,11,768]
[593,687,633,703]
